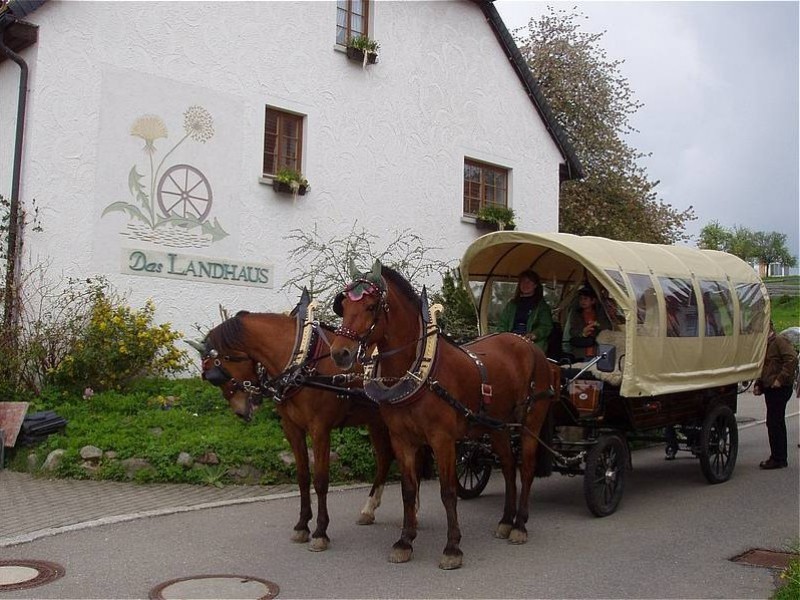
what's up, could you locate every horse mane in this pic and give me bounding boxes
[380,265,421,307]
[206,311,250,352]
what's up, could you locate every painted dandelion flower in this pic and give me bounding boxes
[183,105,214,143]
[130,115,168,154]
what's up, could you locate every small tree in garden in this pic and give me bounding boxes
[282,223,451,322]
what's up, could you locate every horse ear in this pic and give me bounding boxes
[184,339,206,355]
[370,259,382,280]
[420,285,431,324]
[301,286,312,303]
[348,258,359,280]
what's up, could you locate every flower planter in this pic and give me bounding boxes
[346,46,378,65]
[475,218,499,232]
[273,179,307,196]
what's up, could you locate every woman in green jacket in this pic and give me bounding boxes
[497,270,553,352]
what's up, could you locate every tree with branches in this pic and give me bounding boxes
[515,6,695,244]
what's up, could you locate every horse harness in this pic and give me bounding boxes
[202,298,366,406]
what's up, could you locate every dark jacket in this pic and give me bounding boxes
[759,333,798,388]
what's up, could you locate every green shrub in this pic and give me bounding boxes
[49,293,189,392]
[772,542,800,600]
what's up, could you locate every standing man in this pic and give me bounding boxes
[754,321,798,469]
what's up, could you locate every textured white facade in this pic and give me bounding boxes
[0,0,564,339]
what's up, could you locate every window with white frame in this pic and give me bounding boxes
[336,0,370,46]
[463,159,509,216]
[263,107,304,176]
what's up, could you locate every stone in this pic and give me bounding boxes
[279,451,295,466]
[42,449,65,471]
[26,453,38,472]
[120,457,153,479]
[149,427,163,437]
[80,445,103,461]
[104,450,118,460]
[196,451,219,465]
[227,464,263,484]
[176,452,193,468]
[81,460,99,474]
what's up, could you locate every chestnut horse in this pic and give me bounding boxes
[330,261,558,569]
[197,295,395,552]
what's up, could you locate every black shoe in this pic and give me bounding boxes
[759,459,788,470]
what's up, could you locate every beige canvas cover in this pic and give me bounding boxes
[460,231,769,398]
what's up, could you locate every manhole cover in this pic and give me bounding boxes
[0,559,65,591]
[731,549,797,570]
[150,574,279,599]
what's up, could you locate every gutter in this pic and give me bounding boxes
[0,0,46,338]
[475,0,584,182]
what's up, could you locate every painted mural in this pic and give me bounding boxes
[102,105,227,248]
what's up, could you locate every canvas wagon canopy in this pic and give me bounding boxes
[460,231,769,397]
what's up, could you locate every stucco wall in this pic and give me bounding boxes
[1,0,563,344]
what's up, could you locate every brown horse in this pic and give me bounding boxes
[197,296,395,552]
[330,261,558,569]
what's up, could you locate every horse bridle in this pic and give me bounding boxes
[334,278,388,364]
[201,347,266,408]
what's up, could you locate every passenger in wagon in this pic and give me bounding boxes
[568,287,611,360]
[497,269,553,352]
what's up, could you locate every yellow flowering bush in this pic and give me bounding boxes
[51,293,189,391]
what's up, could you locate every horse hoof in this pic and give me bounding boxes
[291,530,310,543]
[309,537,330,552]
[356,513,375,526]
[388,547,413,563]
[439,553,463,570]
[508,529,528,545]
[494,523,512,539]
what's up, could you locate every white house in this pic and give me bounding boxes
[1,0,581,339]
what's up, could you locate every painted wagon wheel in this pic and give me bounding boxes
[157,164,213,221]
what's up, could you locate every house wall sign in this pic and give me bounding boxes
[121,248,273,288]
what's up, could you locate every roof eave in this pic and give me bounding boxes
[474,0,585,181]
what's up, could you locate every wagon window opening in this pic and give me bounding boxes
[658,277,698,337]
[263,108,304,177]
[336,0,371,46]
[735,282,767,335]
[628,273,659,336]
[699,280,734,336]
[463,159,509,217]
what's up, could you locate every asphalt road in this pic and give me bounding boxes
[2,409,798,599]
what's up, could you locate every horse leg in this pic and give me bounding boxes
[282,419,312,543]
[357,422,394,525]
[388,444,419,564]
[489,431,517,540]
[432,438,463,570]
[510,400,551,545]
[308,428,332,551]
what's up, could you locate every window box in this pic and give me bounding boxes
[474,205,516,231]
[475,218,515,232]
[346,45,378,65]
[273,179,307,196]
[271,167,309,197]
[346,35,380,66]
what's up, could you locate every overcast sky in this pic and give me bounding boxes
[494,0,799,259]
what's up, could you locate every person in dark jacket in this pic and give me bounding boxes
[568,287,611,360]
[753,321,798,469]
[497,270,552,353]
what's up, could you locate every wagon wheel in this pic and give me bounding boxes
[157,164,213,221]
[455,440,493,500]
[583,434,627,517]
[699,404,738,484]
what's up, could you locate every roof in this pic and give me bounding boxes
[474,0,584,181]
[461,231,769,397]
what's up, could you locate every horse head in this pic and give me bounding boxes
[331,259,390,370]
[200,312,263,421]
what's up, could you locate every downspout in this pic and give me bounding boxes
[1,0,44,342]
[0,14,28,338]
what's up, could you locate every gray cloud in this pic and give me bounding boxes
[496,1,799,261]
